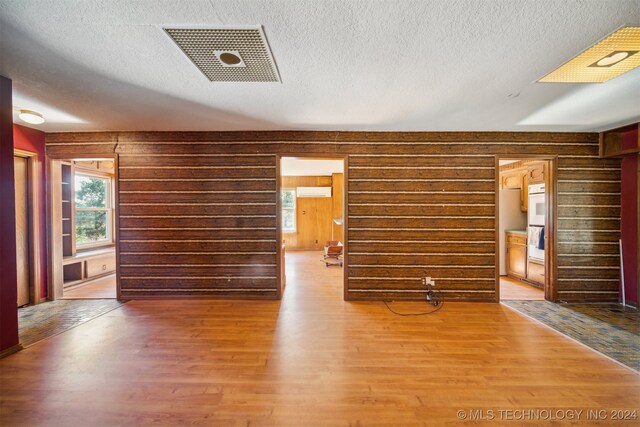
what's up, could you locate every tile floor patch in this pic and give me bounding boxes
[503,301,639,372]
[19,299,125,347]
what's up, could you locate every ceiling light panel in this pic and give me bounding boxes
[164,26,280,82]
[539,26,640,83]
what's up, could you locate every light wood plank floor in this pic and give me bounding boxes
[500,276,545,300]
[1,252,638,426]
[62,274,117,299]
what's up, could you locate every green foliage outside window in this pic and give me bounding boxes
[282,189,296,232]
[75,175,110,244]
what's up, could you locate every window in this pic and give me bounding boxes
[75,173,112,247]
[282,189,296,232]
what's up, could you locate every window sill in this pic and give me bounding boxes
[64,246,115,262]
[76,242,115,252]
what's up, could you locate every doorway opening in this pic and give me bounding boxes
[278,156,347,299]
[497,157,556,302]
[49,158,118,300]
[14,149,42,307]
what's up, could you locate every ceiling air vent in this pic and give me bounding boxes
[164,26,280,82]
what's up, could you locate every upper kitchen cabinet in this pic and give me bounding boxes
[527,163,545,184]
[501,170,523,189]
[500,160,546,212]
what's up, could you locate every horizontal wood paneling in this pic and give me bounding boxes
[349,180,493,192]
[118,154,274,167]
[119,203,276,216]
[556,152,621,302]
[110,152,278,297]
[348,229,497,241]
[119,167,275,179]
[119,240,277,252]
[47,131,620,302]
[119,217,276,228]
[349,193,496,204]
[119,180,276,192]
[349,204,496,216]
[348,242,495,253]
[120,266,277,276]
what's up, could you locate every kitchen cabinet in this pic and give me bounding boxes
[500,161,546,212]
[500,169,528,212]
[520,173,528,212]
[527,259,545,288]
[505,231,527,280]
[528,163,545,184]
[501,171,522,189]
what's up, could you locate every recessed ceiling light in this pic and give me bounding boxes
[538,26,640,83]
[18,109,45,124]
[589,50,637,67]
[213,50,246,68]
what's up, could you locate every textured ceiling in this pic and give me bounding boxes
[0,0,639,132]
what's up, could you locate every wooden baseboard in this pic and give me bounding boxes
[0,344,23,359]
[118,294,280,301]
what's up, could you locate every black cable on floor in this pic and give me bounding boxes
[383,297,444,316]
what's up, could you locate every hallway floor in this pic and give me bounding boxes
[1,252,639,426]
[17,298,124,347]
[499,276,544,300]
[63,274,117,299]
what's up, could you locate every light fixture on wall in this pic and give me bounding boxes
[538,26,640,83]
[18,109,45,124]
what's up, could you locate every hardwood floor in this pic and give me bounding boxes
[500,276,545,300]
[62,274,117,299]
[0,251,638,426]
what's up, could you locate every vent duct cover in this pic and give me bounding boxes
[164,26,280,82]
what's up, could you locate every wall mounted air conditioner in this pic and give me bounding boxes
[296,187,332,198]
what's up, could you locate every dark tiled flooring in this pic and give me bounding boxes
[18,299,124,347]
[568,303,640,335]
[503,300,640,372]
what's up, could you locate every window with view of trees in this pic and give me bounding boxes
[75,174,112,246]
[282,189,296,232]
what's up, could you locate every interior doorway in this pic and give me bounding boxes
[278,156,346,298]
[497,157,556,302]
[13,149,42,307]
[49,158,118,300]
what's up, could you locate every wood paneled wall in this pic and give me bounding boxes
[46,131,621,302]
[282,176,333,250]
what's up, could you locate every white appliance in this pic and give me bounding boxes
[528,183,545,262]
[296,186,332,198]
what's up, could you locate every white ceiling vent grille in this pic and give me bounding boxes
[164,26,280,82]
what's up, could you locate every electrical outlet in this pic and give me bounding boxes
[421,277,426,286]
